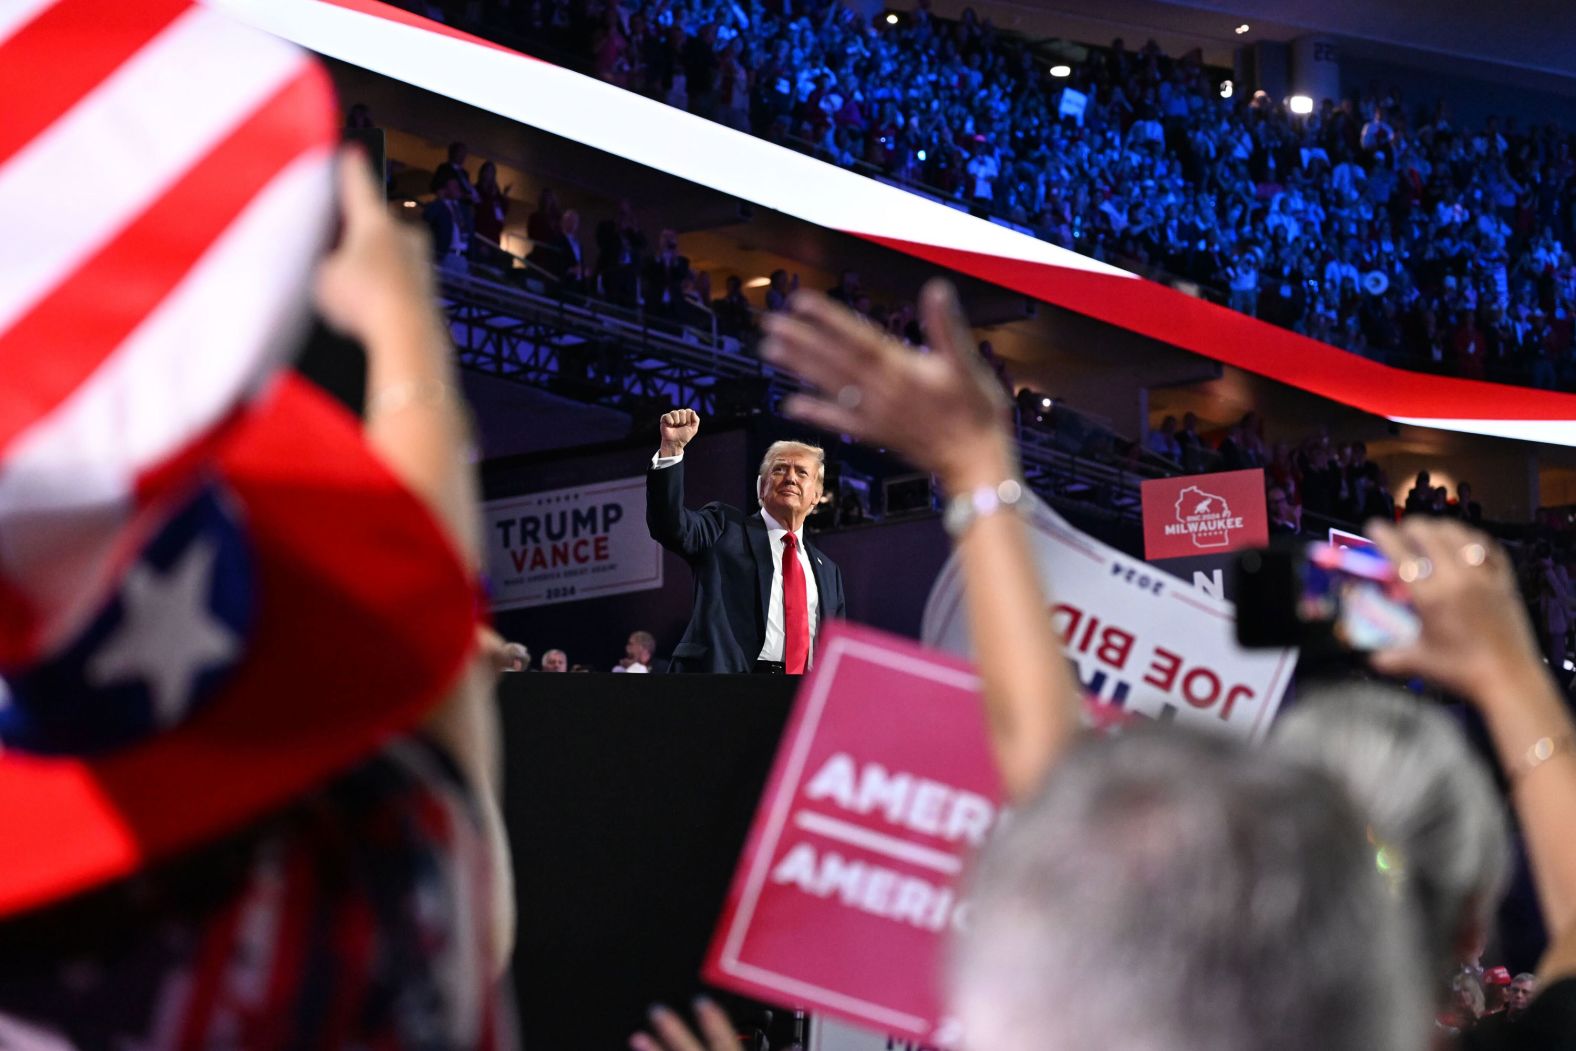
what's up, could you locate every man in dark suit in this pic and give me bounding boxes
[422,171,474,277]
[641,229,690,316]
[647,409,846,674]
[537,208,587,294]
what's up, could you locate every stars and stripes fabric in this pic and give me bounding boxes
[0,0,337,668]
[0,0,481,939]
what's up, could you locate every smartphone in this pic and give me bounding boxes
[1233,542,1420,651]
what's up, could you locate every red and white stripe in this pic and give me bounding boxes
[0,0,337,661]
[211,0,1576,447]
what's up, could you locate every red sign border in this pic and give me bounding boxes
[704,624,982,1037]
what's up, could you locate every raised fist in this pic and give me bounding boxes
[659,408,700,455]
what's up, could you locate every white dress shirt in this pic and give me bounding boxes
[652,452,820,663]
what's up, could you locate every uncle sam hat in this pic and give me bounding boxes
[0,0,477,914]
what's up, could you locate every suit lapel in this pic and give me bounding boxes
[805,538,832,628]
[746,513,774,640]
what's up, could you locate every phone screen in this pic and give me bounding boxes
[1299,543,1420,650]
[1234,542,1420,651]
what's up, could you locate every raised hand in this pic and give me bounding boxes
[315,146,436,345]
[1365,518,1544,702]
[629,999,742,1051]
[659,408,701,457]
[761,280,1014,493]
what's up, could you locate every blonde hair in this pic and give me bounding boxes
[756,441,825,499]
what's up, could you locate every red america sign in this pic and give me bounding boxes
[1141,469,1269,561]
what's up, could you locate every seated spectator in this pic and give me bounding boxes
[713,275,755,337]
[1146,415,1181,462]
[1350,462,1396,523]
[614,631,657,673]
[595,198,646,306]
[1483,966,1514,1018]
[541,648,568,672]
[500,641,530,672]
[827,269,861,305]
[643,228,690,314]
[764,268,796,312]
[537,208,587,291]
[473,159,511,263]
[430,140,479,205]
[1455,481,1485,525]
[527,186,562,243]
[1441,972,1486,1036]
[423,170,474,276]
[1404,470,1434,515]
[677,273,714,330]
[1268,483,1301,534]
[1216,421,1248,470]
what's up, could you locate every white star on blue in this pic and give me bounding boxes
[0,484,256,756]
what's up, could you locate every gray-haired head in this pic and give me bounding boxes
[1271,683,1509,990]
[950,726,1427,1051]
[755,440,825,501]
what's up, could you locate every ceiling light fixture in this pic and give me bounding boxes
[1288,94,1314,115]
[885,12,899,24]
[1049,64,1071,78]
[1234,23,1250,34]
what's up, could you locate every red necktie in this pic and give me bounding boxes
[781,532,809,674]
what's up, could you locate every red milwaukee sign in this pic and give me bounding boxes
[1141,469,1268,561]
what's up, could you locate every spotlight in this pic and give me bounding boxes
[744,276,771,289]
[884,11,898,23]
[1234,23,1250,34]
[916,149,927,161]
[1219,79,1233,99]
[1040,396,1053,409]
[1288,94,1314,115]
[402,199,417,208]
[1049,64,1071,78]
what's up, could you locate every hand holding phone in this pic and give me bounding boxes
[1234,540,1420,651]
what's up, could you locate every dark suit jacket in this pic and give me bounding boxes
[422,198,473,260]
[647,462,845,673]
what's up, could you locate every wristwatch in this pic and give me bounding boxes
[942,479,1026,538]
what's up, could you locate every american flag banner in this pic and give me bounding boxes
[0,0,479,918]
[0,0,337,664]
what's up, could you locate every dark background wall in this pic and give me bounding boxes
[501,673,796,1050]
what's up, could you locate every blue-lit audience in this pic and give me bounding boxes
[435,0,1576,391]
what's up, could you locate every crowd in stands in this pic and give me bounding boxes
[413,132,937,345]
[417,0,1576,391]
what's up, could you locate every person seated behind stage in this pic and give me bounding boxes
[540,648,569,672]
[614,630,657,673]
[501,641,530,672]
[646,409,846,674]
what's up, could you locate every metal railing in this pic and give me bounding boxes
[440,264,780,417]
